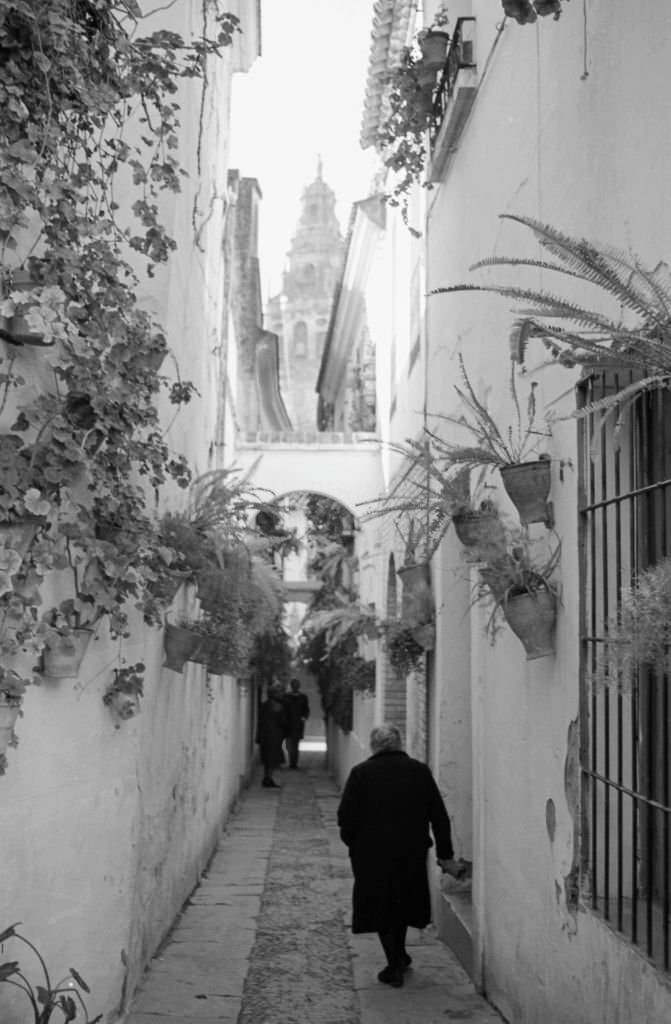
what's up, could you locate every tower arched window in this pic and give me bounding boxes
[293,321,308,358]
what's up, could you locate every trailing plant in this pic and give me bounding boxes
[376,46,435,235]
[431,214,671,435]
[381,619,425,676]
[475,534,561,643]
[0,0,240,631]
[425,354,549,469]
[103,661,145,723]
[358,434,499,559]
[0,921,101,1023]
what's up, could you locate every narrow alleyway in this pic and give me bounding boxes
[126,751,502,1024]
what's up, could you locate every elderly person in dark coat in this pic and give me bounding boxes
[337,723,459,988]
[257,681,288,788]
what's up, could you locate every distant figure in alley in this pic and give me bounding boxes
[283,677,310,769]
[337,723,460,988]
[257,681,288,788]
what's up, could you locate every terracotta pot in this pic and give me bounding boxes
[419,29,450,67]
[163,623,201,672]
[1,270,52,346]
[503,589,556,660]
[43,628,93,678]
[499,459,552,525]
[397,562,434,623]
[452,511,506,559]
[197,570,227,613]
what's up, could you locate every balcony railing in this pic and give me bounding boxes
[428,17,477,179]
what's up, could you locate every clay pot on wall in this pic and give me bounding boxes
[499,458,552,526]
[502,589,557,660]
[42,629,94,678]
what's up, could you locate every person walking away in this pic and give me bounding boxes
[284,677,310,769]
[257,681,288,788]
[337,722,462,988]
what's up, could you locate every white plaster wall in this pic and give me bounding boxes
[0,3,260,1021]
[327,689,376,791]
[425,1,671,1019]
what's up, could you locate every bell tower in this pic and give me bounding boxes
[266,160,344,431]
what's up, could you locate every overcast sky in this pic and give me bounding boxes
[230,0,377,300]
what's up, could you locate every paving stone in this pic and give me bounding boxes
[125,754,503,1024]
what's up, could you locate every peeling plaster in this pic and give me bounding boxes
[545,798,556,843]
[563,715,581,926]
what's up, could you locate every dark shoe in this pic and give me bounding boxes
[261,778,281,788]
[377,966,404,988]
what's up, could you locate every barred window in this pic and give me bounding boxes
[580,371,671,972]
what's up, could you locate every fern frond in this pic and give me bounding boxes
[469,256,587,281]
[500,214,670,327]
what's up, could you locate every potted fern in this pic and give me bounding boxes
[419,354,553,526]
[477,538,561,659]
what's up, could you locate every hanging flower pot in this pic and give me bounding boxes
[42,628,93,678]
[397,562,434,623]
[412,621,436,652]
[197,569,227,613]
[452,509,506,560]
[534,0,562,17]
[0,270,53,347]
[163,622,201,672]
[499,458,552,525]
[502,0,537,23]
[418,29,450,68]
[502,588,556,660]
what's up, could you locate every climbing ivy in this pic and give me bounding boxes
[0,0,240,634]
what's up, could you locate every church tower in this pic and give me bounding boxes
[266,160,344,431]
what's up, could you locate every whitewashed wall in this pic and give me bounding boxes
[425,1,671,1020]
[0,2,260,1022]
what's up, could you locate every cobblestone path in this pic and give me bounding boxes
[237,759,360,1024]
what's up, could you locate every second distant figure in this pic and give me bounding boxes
[283,677,310,769]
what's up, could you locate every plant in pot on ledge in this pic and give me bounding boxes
[422,354,553,527]
[476,535,561,660]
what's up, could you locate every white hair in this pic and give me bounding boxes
[370,723,403,753]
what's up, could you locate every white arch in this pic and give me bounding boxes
[234,435,383,516]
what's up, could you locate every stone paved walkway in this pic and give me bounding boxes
[125,751,504,1024]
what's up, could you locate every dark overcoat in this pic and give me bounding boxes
[284,691,310,740]
[337,749,454,933]
[257,697,288,769]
